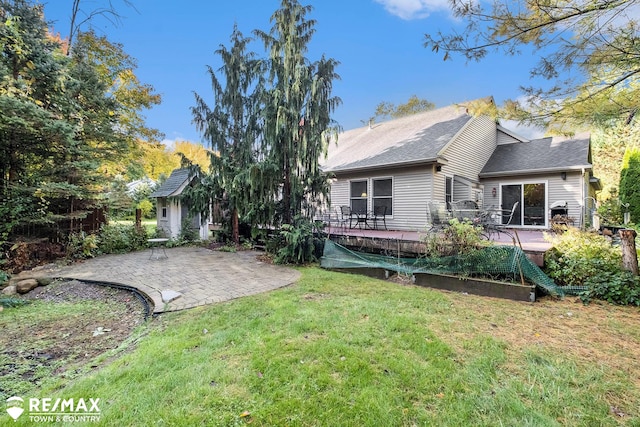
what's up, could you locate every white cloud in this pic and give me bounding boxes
[500,119,546,140]
[374,0,450,20]
[161,138,177,150]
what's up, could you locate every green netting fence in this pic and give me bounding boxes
[320,239,567,297]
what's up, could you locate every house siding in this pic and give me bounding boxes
[392,168,433,230]
[330,165,433,231]
[439,116,496,202]
[329,179,350,211]
[497,129,522,145]
[453,177,472,201]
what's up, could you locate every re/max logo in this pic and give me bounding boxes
[28,397,100,414]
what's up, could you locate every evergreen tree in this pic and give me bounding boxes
[0,0,75,238]
[255,0,340,225]
[619,145,640,223]
[191,24,263,243]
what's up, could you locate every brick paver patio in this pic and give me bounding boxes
[26,246,301,314]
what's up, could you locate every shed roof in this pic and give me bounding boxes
[479,134,592,177]
[322,103,474,173]
[149,168,193,198]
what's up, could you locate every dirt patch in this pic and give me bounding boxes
[0,280,147,398]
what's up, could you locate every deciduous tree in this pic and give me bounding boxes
[371,95,435,124]
[424,0,640,132]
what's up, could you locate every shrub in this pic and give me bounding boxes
[422,218,486,257]
[178,217,199,242]
[66,232,99,260]
[580,270,640,306]
[597,196,624,225]
[544,228,622,288]
[0,269,8,286]
[274,216,322,264]
[98,223,148,254]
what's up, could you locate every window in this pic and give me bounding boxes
[350,180,368,214]
[445,176,453,209]
[162,207,167,218]
[373,178,392,215]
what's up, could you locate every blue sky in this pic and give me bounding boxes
[41,0,545,145]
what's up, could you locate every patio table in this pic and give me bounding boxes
[351,211,371,229]
[148,238,169,260]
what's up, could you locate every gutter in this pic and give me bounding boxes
[324,156,449,175]
[479,164,592,178]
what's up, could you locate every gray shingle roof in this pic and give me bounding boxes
[149,168,193,198]
[322,104,474,173]
[480,135,592,177]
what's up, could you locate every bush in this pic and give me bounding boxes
[273,216,322,264]
[422,218,486,257]
[178,217,199,242]
[580,270,640,306]
[0,269,8,286]
[545,227,623,287]
[597,196,624,225]
[66,232,99,260]
[98,223,148,254]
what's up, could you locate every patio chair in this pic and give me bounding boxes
[339,205,354,229]
[482,201,519,240]
[427,201,451,232]
[451,200,479,222]
[371,205,388,230]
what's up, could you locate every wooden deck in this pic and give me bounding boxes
[324,225,552,266]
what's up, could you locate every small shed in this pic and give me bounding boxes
[149,168,209,240]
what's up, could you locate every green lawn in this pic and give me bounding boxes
[112,218,157,235]
[6,267,640,426]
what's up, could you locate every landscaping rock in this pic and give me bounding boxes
[36,277,54,286]
[2,285,17,296]
[15,279,39,294]
[161,290,182,303]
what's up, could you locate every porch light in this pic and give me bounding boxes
[560,172,567,180]
[492,187,497,197]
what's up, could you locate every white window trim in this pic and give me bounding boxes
[371,176,394,218]
[498,179,549,229]
[349,179,369,213]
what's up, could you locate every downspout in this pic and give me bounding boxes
[581,168,586,229]
[431,164,435,202]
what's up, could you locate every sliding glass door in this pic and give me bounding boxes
[501,185,522,225]
[501,182,546,226]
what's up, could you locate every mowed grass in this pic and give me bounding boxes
[18,267,640,426]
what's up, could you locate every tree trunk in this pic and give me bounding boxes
[232,207,239,245]
[619,229,638,275]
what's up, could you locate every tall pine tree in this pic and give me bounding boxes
[255,0,340,225]
[191,24,263,243]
